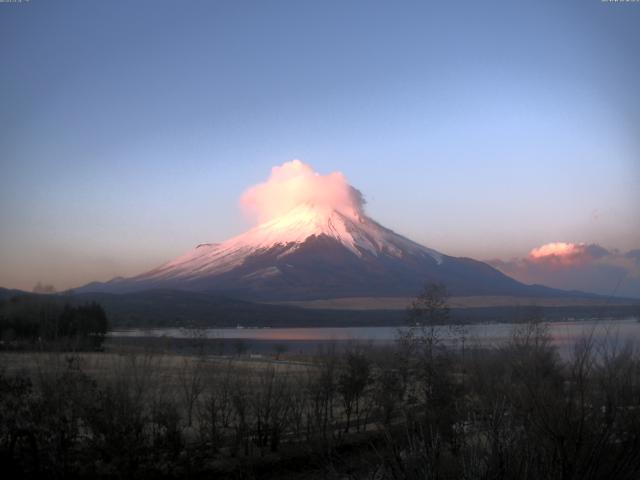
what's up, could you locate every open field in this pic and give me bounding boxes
[0,350,311,379]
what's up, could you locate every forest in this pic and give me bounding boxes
[0,295,109,350]
[2,308,640,479]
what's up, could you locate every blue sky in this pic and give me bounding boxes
[1,0,639,291]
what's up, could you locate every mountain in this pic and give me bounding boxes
[70,289,408,327]
[0,287,29,302]
[68,289,639,328]
[6,288,633,329]
[78,202,572,300]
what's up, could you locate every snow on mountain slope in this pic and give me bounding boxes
[137,202,443,283]
[77,199,563,300]
[77,160,567,300]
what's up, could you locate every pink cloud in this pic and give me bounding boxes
[240,159,365,223]
[528,242,606,266]
[489,242,640,298]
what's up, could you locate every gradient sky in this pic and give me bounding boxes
[1,0,639,292]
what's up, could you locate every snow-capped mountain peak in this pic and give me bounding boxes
[76,160,571,301]
[137,202,442,283]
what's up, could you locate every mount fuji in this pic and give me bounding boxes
[79,201,563,301]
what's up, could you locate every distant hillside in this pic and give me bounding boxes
[2,288,637,328]
[272,295,640,310]
[74,289,640,328]
[71,289,406,328]
[0,287,29,302]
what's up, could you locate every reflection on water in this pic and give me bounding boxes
[110,318,640,351]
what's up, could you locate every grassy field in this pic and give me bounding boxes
[0,349,312,393]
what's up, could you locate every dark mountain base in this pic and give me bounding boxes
[80,290,638,328]
[3,288,637,329]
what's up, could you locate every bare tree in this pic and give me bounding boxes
[233,339,248,357]
[178,356,206,427]
[338,349,371,433]
[230,375,250,456]
[198,359,235,453]
[273,343,288,360]
[409,282,450,327]
[307,353,338,448]
[407,282,450,365]
[250,366,291,454]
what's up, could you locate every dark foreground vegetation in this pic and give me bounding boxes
[0,295,109,350]
[2,318,640,479]
[1,286,640,479]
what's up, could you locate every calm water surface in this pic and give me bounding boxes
[110,318,640,352]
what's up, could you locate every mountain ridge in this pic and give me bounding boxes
[75,203,593,300]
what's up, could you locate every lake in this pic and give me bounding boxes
[110,317,640,356]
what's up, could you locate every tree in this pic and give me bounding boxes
[178,356,205,427]
[32,283,56,294]
[0,297,109,350]
[273,343,288,360]
[406,282,451,363]
[338,350,371,432]
[409,282,450,328]
[404,283,458,445]
[233,339,248,357]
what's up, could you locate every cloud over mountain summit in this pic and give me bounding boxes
[240,160,366,223]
